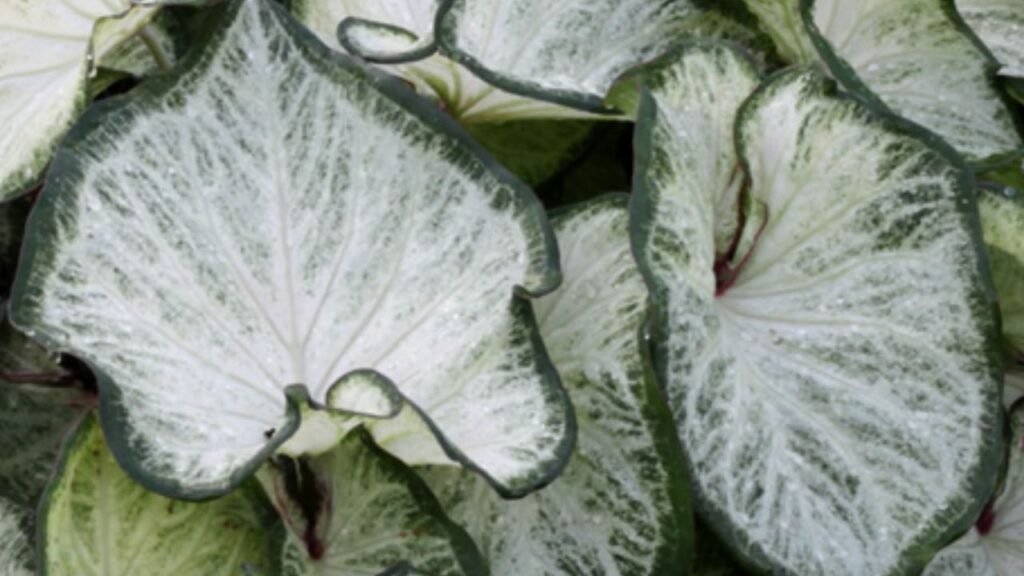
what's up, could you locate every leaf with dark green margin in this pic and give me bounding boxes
[264,428,485,576]
[0,1,161,201]
[39,415,275,576]
[10,0,571,501]
[0,500,32,576]
[978,184,1024,356]
[421,195,693,575]
[465,120,595,186]
[632,42,1003,575]
[802,0,1023,163]
[956,0,1024,80]
[924,400,1024,575]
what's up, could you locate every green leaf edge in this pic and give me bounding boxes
[267,427,489,576]
[9,0,571,501]
[548,192,697,573]
[433,0,630,115]
[336,17,438,65]
[628,41,1005,576]
[799,0,1024,169]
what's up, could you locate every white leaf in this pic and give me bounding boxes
[0,500,31,576]
[804,0,1023,162]
[633,42,1003,575]
[956,0,1024,78]
[422,195,693,575]
[0,0,156,200]
[10,0,571,500]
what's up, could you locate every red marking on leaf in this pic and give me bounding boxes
[976,501,997,535]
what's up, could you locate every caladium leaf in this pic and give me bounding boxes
[923,401,1024,575]
[632,42,1003,575]
[288,0,599,122]
[978,185,1024,356]
[435,0,705,113]
[267,429,485,576]
[0,500,32,576]
[421,195,693,575]
[40,415,274,576]
[10,0,571,500]
[0,1,159,201]
[956,0,1024,79]
[802,0,1023,163]
[741,0,818,63]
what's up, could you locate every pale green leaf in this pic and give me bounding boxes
[10,0,571,500]
[803,0,1023,162]
[633,43,1002,575]
[0,0,157,201]
[266,429,485,576]
[923,402,1024,575]
[978,185,1024,355]
[741,0,818,63]
[422,195,693,575]
[40,415,274,576]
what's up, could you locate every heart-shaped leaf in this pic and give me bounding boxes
[978,184,1024,356]
[0,1,159,201]
[10,0,571,500]
[266,429,485,576]
[421,195,693,575]
[956,0,1024,79]
[632,42,1003,575]
[802,0,1023,163]
[923,400,1024,575]
[39,415,275,576]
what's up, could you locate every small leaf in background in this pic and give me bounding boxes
[740,0,819,63]
[268,429,485,576]
[40,415,275,576]
[0,1,159,201]
[10,0,571,500]
[978,184,1024,358]
[802,0,1023,164]
[923,401,1024,575]
[633,42,1002,575]
[465,120,596,187]
[422,195,693,575]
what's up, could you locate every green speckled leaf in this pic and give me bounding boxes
[924,401,1024,575]
[289,0,600,122]
[422,195,693,575]
[40,415,274,576]
[803,0,1023,163]
[741,0,818,63]
[633,43,1003,575]
[978,185,1024,355]
[0,0,157,201]
[956,0,1024,79]
[267,429,484,576]
[10,0,571,500]
[0,500,32,576]
[436,0,705,113]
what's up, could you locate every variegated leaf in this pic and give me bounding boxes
[288,0,600,122]
[0,0,158,201]
[10,0,571,500]
[40,415,274,576]
[741,0,818,63]
[0,500,31,576]
[633,43,1003,575]
[978,184,1024,356]
[267,429,485,576]
[422,195,693,575]
[803,0,1023,162]
[956,0,1024,79]
[923,401,1024,575]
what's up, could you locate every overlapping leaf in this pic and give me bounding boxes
[924,401,1024,575]
[40,415,274,576]
[978,184,1024,356]
[268,429,484,576]
[10,0,571,500]
[956,0,1024,79]
[0,0,159,201]
[633,42,1002,575]
[802,0,1023,163]
[422,196,692,575]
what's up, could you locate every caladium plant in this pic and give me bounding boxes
[0,0,1022,575]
